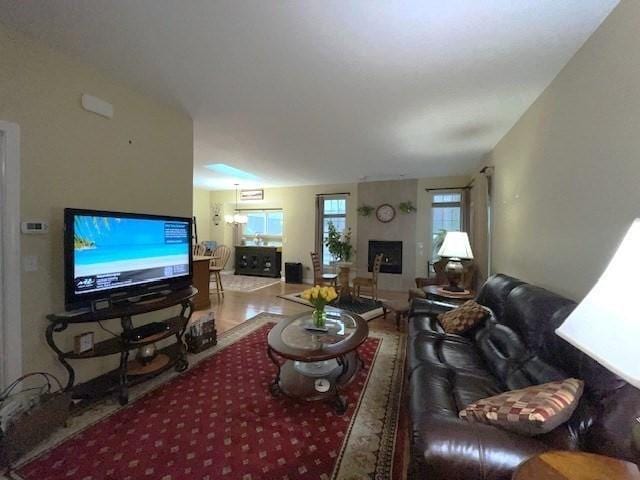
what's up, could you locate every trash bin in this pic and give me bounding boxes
[285,262,303,284]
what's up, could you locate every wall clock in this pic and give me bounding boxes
[376,204,396,223]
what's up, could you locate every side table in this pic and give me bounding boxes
[513,451,640,480]
[423,285,474,306]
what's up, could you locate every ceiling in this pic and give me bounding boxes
[0,1,618,190]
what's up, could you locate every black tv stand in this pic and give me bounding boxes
[46,286,197,406]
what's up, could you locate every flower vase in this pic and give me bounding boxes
[312,307,327,329]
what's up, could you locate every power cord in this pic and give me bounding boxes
[97,319,119,338]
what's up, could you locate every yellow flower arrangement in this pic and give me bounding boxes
[301,285,337,306]
[301,285,337,328]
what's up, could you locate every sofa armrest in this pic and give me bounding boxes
[412,416,550,480]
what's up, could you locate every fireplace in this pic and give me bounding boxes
[368,240,402,274]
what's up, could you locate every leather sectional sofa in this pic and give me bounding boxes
[407,273,640,479]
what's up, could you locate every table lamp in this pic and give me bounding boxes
[437,231,474,292]
[556,219,640,449]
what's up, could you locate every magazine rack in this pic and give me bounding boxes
[46,287,196,405]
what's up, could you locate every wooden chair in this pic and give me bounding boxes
[353,253,383,301]
[310,252,338,287]
[210,245,232,300]
[193,243,207,256]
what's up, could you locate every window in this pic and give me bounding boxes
[431,192,462,259]
[241,210,283,244]
[319,196,347,266]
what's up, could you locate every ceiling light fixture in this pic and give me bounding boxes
[224,184,248,225]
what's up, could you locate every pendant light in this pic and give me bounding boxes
[224,184,248,225]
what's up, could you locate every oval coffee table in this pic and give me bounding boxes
[267,309,368,415]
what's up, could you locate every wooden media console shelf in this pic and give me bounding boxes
[46,287,197,405]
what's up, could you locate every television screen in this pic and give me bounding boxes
[65,209,192,308]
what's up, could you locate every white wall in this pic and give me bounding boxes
[486,0,639,300]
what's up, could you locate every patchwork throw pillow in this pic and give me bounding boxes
[437,300,489,334]
[459,378,584,436]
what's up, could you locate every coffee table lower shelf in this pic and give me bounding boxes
[268,350,362,414]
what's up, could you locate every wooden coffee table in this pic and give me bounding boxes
[267,309,368,414]
[513,451,640,480]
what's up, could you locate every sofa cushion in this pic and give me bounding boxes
[408,332,491,377]
[459,378,584,436]
[409,314,471,342]
[501,284,575,351]
[476,274,525,320]
[409,363,502,421]
[412,415,550,480]
[437,300,489,334]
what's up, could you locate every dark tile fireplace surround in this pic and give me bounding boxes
[368,240,402,274]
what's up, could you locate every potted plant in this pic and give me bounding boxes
[398,201,417,213]
[357,205,374,217]
[325,222,354,263]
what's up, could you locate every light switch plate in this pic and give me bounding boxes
[23,255,38,272]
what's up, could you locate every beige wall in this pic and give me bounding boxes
[0,25,193,382]
[209,184,358,281]
[485,0,639,300]
[357,179,418,291]
[193,188,212,242]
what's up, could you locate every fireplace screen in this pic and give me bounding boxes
[368,240,402,274]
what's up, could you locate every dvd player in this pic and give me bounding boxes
[122,322,169,342]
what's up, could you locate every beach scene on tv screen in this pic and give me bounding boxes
[74,215,189,293]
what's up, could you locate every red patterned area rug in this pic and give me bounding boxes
[13,313,406,480]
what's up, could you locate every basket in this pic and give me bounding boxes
[0,372,71,469]
[185,316,217,354]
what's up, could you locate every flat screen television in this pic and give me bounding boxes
[64,208,193,310]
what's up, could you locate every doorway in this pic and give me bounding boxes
[0,121,21,390]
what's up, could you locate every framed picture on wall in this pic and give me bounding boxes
[240,189,264,201]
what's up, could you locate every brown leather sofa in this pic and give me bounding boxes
[408,274,640,480]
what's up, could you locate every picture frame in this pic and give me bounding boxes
[240,189,264,201]
[74,332,95,354]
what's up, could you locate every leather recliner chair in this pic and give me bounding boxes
[407,274,640,480]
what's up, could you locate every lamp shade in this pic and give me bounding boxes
[556,219,640,388]
[438,231,474,259]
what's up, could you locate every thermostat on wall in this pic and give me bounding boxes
[21,221,49,234]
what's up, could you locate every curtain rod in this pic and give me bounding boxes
[234,208,282,212]
[316,192,351,196]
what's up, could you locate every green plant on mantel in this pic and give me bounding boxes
[357,205,374,217]
[325,222,354,262]
[398,201,417,213]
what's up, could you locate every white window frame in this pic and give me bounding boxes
[240,209,284,243]
[429,189,463,262]
[319,195,347,266]
[0,121,22,390]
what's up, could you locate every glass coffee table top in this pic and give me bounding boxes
[266,309,368,414]
[280,310,357,351]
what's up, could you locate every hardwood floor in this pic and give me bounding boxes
[190,280,409,334]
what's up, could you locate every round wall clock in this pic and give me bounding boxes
[376,204,396,223]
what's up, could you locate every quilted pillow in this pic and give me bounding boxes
[459,378,584,436]
[437,300,489,334]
